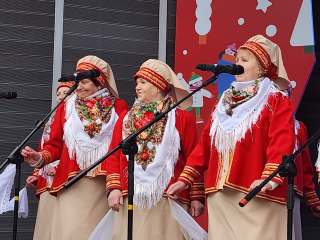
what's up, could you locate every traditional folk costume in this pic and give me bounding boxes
[315,126,320,186]
[106,59,205,240]
[293,119,320,240]
[178,35,296,240]
[35,56,129,240]
[31,81,75,240]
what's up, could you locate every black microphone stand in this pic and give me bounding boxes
[239,127,320,240]
[0,81,79,240]
[64,74,219,240]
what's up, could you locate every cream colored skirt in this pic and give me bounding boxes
[207,187,288,240]
[33,190,56,240]
[51,176,110,240]
[113,196,189,240]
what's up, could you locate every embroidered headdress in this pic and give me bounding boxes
[134,59,192,110]
[239,35,290,90]
[76,55,119,99]
[56,81,74,92]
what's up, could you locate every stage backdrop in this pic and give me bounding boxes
[0,1,177,239]
[174,0,315,230]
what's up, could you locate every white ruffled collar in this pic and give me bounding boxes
[217,78,274,133]
[231,79,257,91]
[210,78,281,160]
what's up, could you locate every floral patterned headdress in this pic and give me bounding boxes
[76,55,119,99]
[56,81,75,92]
[133,59,192,110]
[239,35,290,90]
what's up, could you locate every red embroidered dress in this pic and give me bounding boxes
[31,112,60,198]
[179,78,295,204]
[293,120,320,207]
[106,108,205,207]
[32,163,59,198]
[39,91,129,195]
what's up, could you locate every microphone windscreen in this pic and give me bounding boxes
[11,92,17,99]
[231,65,244,75]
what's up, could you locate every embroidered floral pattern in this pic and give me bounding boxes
[135,146,157,170]
[123,96,174,170]
[42,111,56,142]
[75,96,115,138]
[222,78,263,116]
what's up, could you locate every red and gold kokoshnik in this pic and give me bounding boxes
[240,41,272,72]
[76,62,107,87]
[57,81,75,91]
[134,67,170,94]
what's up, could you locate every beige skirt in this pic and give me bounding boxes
[113,196,189,240]
[51,176,110,240]
[207,187,287,240]
[33,190,56,240]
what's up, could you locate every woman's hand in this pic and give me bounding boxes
[248,179,272,194]
[44,166,56,176]
[108,189,123,212]
[26,176,38,188]
[190,200,205,217]
[166,181,187,199]
[21,146,41,166]
[311,206,320,218]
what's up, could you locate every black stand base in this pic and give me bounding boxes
[62,75,219,239]
[120,138,138,240]
[279,156,298,240]
[8,151,24,240]
[0,80,79,240]
[239,127,320,240]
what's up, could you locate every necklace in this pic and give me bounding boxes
[222,78,263,116]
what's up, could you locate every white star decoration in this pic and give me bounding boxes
[256,0,272,13]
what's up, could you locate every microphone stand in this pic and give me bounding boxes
[239,127,320,240]
[0,81,79,240]
[64,74,219,240]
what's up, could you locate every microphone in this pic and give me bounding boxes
[58,69,100,82]
[0,92,17,99]
[196,64,244,75]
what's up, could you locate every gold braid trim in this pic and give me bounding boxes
[32,168,40,177]
[305,191,320,207]
[178,166,201,186]
[190,182,205,199]
[39,150,52,166]
[294,186,303,197]
[261,163,284,184]
[106,173,122,190]
[36,187,48,196]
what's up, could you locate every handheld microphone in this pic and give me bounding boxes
[0,92,17,99]
[58,69,100,82]
[196,64,244,75]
